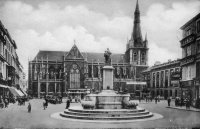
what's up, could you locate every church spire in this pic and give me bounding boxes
[131,0,143,44]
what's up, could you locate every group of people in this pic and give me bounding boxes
[0,96,9,108]
[168,97,191,110]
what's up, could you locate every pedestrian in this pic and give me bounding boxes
[185,98,190,110]
[66,99,70,109]
[167,97,171,107]
[155,96,157,104]
[45,98,48,108]
[43,100,46,110]
[27,103,31,113]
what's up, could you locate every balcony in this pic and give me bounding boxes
[180,55,195,66]
[180,33,196,48]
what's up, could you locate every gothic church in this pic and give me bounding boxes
[28,0,149,99]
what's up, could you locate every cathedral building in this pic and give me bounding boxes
[28,0,149,99]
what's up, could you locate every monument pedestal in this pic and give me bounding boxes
[103,66,114,90]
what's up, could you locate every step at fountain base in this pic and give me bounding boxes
[60,107,154,120]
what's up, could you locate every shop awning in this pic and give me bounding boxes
[0,84,9,88]
[126,81,146,85]
[15,89,24,96]
[8,87,20,97]
[20,89,27,96]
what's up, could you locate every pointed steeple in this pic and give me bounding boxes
[131,0,143,45]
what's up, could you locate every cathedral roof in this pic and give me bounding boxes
[33,50,125,63]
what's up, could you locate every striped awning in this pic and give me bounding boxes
[126,81,146,85]
[8,87,24,97]
[0,84,9,88]
[8,87,19,97]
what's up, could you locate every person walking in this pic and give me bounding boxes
[27,103,31,113]
[167,97,171,107]
[185,98,190,110]
[43,100,46,110]
[155,96,157,104]
[66,99,70,109]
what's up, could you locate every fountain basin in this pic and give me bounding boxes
[84,90,130,109]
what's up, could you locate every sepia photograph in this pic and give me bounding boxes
[0,0,200,128]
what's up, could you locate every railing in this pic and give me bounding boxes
[180,33,196,48]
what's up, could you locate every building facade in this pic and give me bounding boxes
[0,20,24,97]
[28,1,149,99]
[142,59,181,99]
[180,13,200,102]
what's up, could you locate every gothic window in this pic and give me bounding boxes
[117,67,120,77]
[120,67,123,77]
[133,52,137,63]
[34,64,38,80]
[126,67,129,78]
[114,67,118,78]
[123,67,126,78]
[49,66,55,79]
[94,65,98,78]
[40,83,46,92]
[49,83,54,92]
[88,65,92,78]
[70,64,80,89]
[141,52,145,64]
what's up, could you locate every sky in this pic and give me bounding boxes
[0,0,199,77]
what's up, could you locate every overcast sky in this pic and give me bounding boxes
[0,0,199,77]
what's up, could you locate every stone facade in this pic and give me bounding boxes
[142,60,181,99]
[0,20,24,97]
[180,12,200,103]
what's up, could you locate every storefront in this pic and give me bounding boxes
[180,80,194,101]
[0,84,9,97]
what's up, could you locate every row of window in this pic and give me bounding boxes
[152,67,180,88]
[183,19,200,38]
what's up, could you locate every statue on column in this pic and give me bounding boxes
[104,48,112,65]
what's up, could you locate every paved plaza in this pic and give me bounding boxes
[0,99,199,128]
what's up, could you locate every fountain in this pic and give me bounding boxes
[57,49,161,121]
